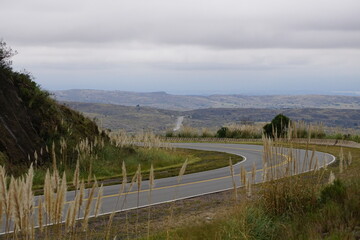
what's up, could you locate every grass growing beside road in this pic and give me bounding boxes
[146,143,360,240]
[2,136,359,239]
[0,145,243,239]
[32,146,243,190]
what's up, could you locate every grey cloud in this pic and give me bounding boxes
[1,0,360,49]
[1,0,360,94]
[149,61,308,71]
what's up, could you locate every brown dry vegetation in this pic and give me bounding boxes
[1,135,358,239]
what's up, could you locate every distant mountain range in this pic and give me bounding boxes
[53,89,360,111]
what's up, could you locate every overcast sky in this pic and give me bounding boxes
[1,0,360,95]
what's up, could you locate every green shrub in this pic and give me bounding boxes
[320,179,347,204]
[165,130,174,137]
[263,114,290,138]
[176,126,199,138]
[217,127,229,138]
[0,40,17,70]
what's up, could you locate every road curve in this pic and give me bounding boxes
[1,143,335,233]
[92,143,335,216]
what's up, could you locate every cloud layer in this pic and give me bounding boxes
[1,0,360,94]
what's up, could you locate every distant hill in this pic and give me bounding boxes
[64,102,360,133]
[53,89,360,111]
[63,102,178,133]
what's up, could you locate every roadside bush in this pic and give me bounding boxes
[165,130,174,137]
[216,124,262,139]
[176,126,199,138]
[263,114,290,138]
[217,127,229,138]
[320,179,347,204]
[261,178,319,216]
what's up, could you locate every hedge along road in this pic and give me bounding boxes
[0,143,336,233]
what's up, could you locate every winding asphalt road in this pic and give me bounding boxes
[92,143,335,216]
[1,143,335,233]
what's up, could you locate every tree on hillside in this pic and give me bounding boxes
[0,40,17,70]
[263,114,291,138]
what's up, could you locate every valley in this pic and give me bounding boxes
[63,101,360,133]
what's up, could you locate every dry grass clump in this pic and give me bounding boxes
[109,129,133,147]
[75,137,103,173]
[229,158,237,201]
[258,134,326,216]
[82,179,97,231]
[226,123,263,139]
[288,121,326,139]
[174,126,201,138]
[0,165,35,238]
[110,130,174,150]
[258,132,356,219]
[0,158,102,239]
[166,126,217,138]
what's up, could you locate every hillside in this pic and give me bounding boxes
[64,102,360,133]
[53,89,360,111]
[1,42,243,185]
[63,102,178,133]
[0,46,102,167]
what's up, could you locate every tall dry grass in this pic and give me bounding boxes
[229,158,237,201]
[258,132,340,217]
[147,164,155,239]
[1,126,352,239]
[110,130,174,150]
[0,159,104,239]
[166,159,188,239]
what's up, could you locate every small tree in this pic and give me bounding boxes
[0,40,17,70]
[263,114,290,138]
[217,127,229,138]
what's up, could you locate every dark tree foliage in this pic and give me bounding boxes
[263,114,291,138]
[0,40,17,70]
[217,127,229,138]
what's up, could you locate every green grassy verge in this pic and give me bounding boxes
[32,146,243,189]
